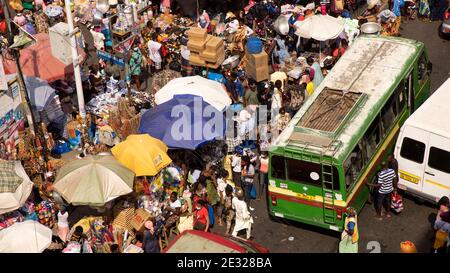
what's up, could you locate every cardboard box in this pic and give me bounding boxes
[130,208,152,232]
[187,27,208,40]
[187,39,206,53]
[190,53,207,66]
[205,36,224,51]
[247,65,269,82]
[206,53,226,69]
[246,51,268,67]
[200,50,225,63]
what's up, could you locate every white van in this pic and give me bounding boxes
[394,78,450,203]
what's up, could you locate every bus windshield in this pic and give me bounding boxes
[271,155,340,190]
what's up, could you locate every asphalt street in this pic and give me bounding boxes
[214,19,450,253]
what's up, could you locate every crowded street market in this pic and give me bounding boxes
[0,0,449,255]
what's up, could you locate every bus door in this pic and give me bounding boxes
[396,126,429,193]
[422,133,450,201]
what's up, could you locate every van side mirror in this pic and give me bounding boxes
[427,61,433,73]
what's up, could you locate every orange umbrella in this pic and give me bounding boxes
[3,33,85,82]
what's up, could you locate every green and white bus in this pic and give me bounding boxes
[267,35,432,232]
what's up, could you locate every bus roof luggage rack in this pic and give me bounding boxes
[295,88,367,139]
[286,132,343,157]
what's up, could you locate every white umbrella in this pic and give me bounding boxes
[0,220,52,253]
[155,76,232,112]
[294,15,345,41]
[53,155,135,206]
[0,161,33,215]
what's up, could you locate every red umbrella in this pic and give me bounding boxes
[3,33,85,82]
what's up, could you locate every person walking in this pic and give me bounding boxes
[223,185,236,235]
[231,150,242,188]
[232,189,253,240]
[370,161,397,220]
[129,44,143,91]
[143,220,161,253]
[339,207,359,253]
[271,80,283,123]
[241,156,256,211]
[258,151,269,200]
[57,205,69,242]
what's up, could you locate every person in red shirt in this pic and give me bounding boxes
[193,199,209,232]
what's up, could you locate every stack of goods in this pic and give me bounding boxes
[130,208,152,233]
[112,201,135,237]
[35,201,57,228]
[187,27,225,69]
[84,219,116,253]
[245,50,269,82]
[108,98,141,140]
[0,211,24,231]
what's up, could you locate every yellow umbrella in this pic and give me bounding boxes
[111,134,172,176]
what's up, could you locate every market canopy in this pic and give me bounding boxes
[139,94,226,150]
[2,33,85,82]
[111,134,172,177]
[155,76,232,112]
[0,220,52,253]
[23,75,57,111]
[0,161,33,215]
[53,155,135,206]
[294,14,345,41]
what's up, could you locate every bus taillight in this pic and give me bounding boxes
[336,208,343,220]
[271,195,277,206]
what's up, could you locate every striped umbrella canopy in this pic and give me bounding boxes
[0,161,33,215]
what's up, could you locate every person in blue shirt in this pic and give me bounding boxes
[392,0,405,17]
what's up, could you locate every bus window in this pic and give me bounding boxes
[381,92,397,134]
[344,144,364,189]
[271,155,286,179]
[397,79,407,111]
[400,137,426,164]
[363,115,381,161]
[286,159,340,190]
[417,53,430,84]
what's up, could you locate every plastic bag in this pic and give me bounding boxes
[391,192,404,213]
[249,184,257,199]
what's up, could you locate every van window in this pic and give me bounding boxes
[286,159,340,190]
[271,155,286,179]
[400,137,426,163]
[428,147,450,174]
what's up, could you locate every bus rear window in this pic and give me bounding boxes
[270,155,286,180]
[286,159,340,190]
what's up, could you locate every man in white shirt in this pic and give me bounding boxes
[147,33,162,72]
[232,189,253,240]
[231,151,242,187]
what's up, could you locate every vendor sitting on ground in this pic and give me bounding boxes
[357,0,381,23]
[163,191,181,229]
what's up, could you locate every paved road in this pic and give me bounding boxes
[217,19,450,253]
